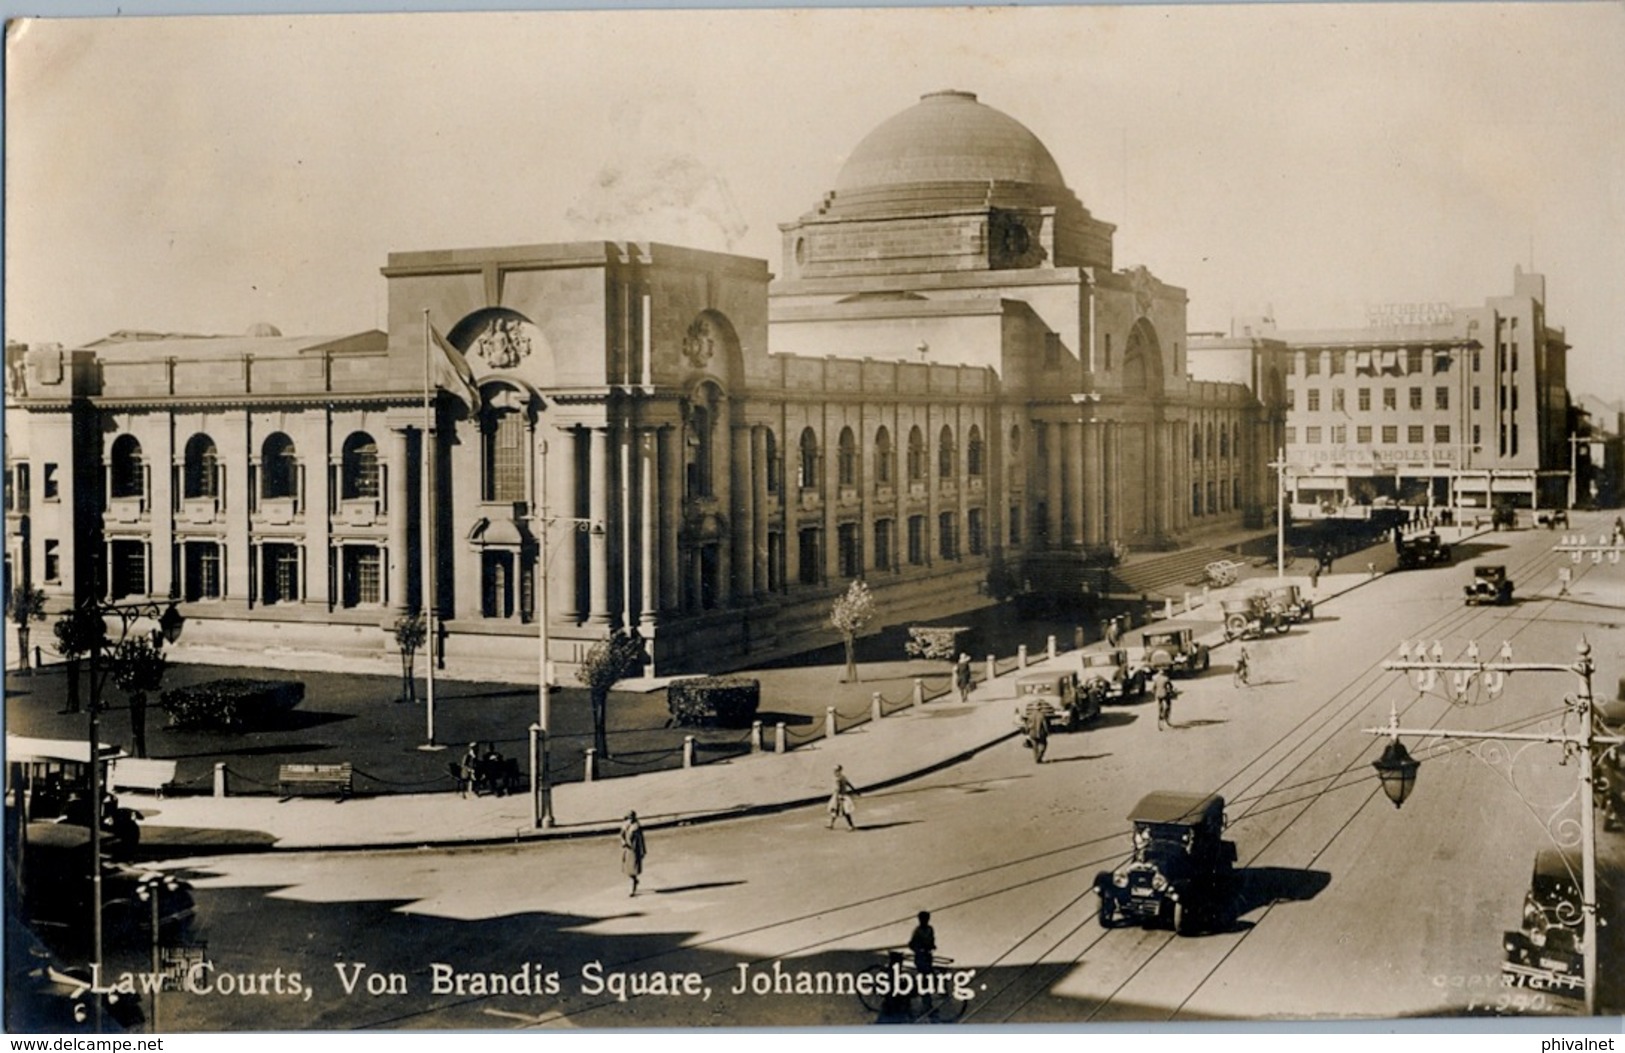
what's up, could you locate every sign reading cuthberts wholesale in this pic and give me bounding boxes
[1365,302,1457,327]
[1298,447,1459,467]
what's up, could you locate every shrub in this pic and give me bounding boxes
[904,626,970,662]
[667,676,761,728]
[160,678,306,731]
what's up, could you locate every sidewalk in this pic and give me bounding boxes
[113,550,1416,856]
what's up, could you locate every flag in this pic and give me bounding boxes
[426,321,481,413]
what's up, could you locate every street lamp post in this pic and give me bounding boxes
[80,596,183,1031]
[1268,448,1293,577]
[1366,638,1622,1014]
[134,871,185,1032]
[531,436,600,829]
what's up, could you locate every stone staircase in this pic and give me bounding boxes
[1105,546,1256,598]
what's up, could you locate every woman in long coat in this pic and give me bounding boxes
[620,811,647,896]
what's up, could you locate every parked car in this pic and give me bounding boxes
[1095,791,1237,936]
[1492,505,1518,530]
[1013,670,1100,733]
[1264,583,1314,624]
[1395,531,1452,570]
[1535,509,1570,530]
[1139,626,1211,677]
[1078,648,1146,703]
[1464,564,1515,606]
[1501,849,1585,993]
[1220,594,1287,642]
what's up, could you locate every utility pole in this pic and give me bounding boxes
[1367,638,1622,1014]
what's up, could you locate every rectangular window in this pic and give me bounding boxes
[1206,481,1217,514]
[1304,352,1320,376]
[907,516,926,566]
[873,520,892,571]
[1332,388,1345,412]
[43,463,59,501]
[1434,425,1451,445]
[1307,389,1321,412]
[967,508,985,556]
[1408,425,1425,444]
[1358,388,1371,411]
[938,512,957,560]
[1285,352,1296,375]
[1285,389,1296,411]
[110,540,146,600]
[1473,349,1481,372]
[1409,387,1423,410]
[1284,427,1297,445]
[1192,483,1202,517]
[1406,348,1423,374]
[43,539,60,583]
[1512,386,1520,411]
[1511,424,1519,456]
[1435,387,1449,411]
[485,411,527,503]
[1472,386,1481,410]
[1472,424,1481,447]
[263,543,300,605]
[185,542,222,601]
[1382,425,1398,444]
[838,523,861,579]
[1330,350,1345,375]
[341,545,381,607]
[1383,388,1396,411]
[1332,425,1347,445]
[798,529,821,586]
[481,551,515,618]
[1356,425,1372,444]
[1305,426,1323,445]
[1434,351,1452,374]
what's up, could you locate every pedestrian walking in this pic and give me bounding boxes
[1105,616,1122,649]
[954,653,974,703]
[1025,706,1049,763]
[1308,563,1321,591]
[459,742,480,797]
[908,910,937,979]
[1152,669,1177,730]
[1558,565,1573,597]
[1233,645,1251,688]
[828,765,859,830]
[620,810,647,896]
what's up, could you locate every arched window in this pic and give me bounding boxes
[907,426,926,482]
[341,432,379,499]
[1193,427,1202,460]
[261,433,298,499]
[183,434,218,499]
[837,427,857,487]
[798,427,819,490]
[1233,423,1242,460]
[938,425,956,479]
[874,427,894,487]
[764,430,780,493]
[966,425,984,477]
[110,435,144,499]
[1206,422,1217,462]
[1218,424,1229,459]
[482,406,527,503]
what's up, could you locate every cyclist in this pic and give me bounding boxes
[1233,645,1251,688]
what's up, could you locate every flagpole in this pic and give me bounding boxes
[420,308,440,750]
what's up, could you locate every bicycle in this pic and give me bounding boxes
[856,950,967,1022]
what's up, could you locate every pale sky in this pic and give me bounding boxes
[6,3,1623,401]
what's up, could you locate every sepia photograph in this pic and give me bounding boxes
[4,1,1624,1033]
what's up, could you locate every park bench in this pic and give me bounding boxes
[108,758,179,797]
[277,762,353,800]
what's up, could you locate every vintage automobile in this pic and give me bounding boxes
[1491,505,1519,530]
[1501,849,1585,993]
[1264,583,1315,624]
[1095,791,1237,936]
[1220,594,1288,642]
[1535,509,1571,530]
[1139,626,1211,677]
[1013,670,1100,733]
[6,735,142,858]
[1464,564,1515,606]
[1077,648,1146,703]
[1395,531,1453,570]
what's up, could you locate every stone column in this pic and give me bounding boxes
[731,424,753,600]
[549,425,582,622]
[621,429,636,629]
[1064,421,1084,548]
[638,429,657,629]
[1044,421,1062,547]
[713,400,732,606]
[658,425,681,613]
[588,426,613,624]
[957,405,970,559]
[752,425,769,597]
[307,411,331,608]
[387,425,411,612]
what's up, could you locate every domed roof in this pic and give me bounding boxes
[245,322,282,337]
[834,91,1068,194]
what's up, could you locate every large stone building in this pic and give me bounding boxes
[1191,267,1572,516]
[4,91,1278,677]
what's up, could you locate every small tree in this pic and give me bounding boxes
[7,583,48,675]
[392,611,427,704]
[111,634,168,759]
[829,579,877,683]
[576,628,648,758]
[53,608,106,713]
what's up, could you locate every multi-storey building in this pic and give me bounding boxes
[4,91,1278,677]
[1192,267,1571,516]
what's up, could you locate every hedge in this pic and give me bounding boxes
[667,676,760,728]
[160,678,306,731]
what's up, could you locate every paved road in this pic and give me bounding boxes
[66,525,1625,1028]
